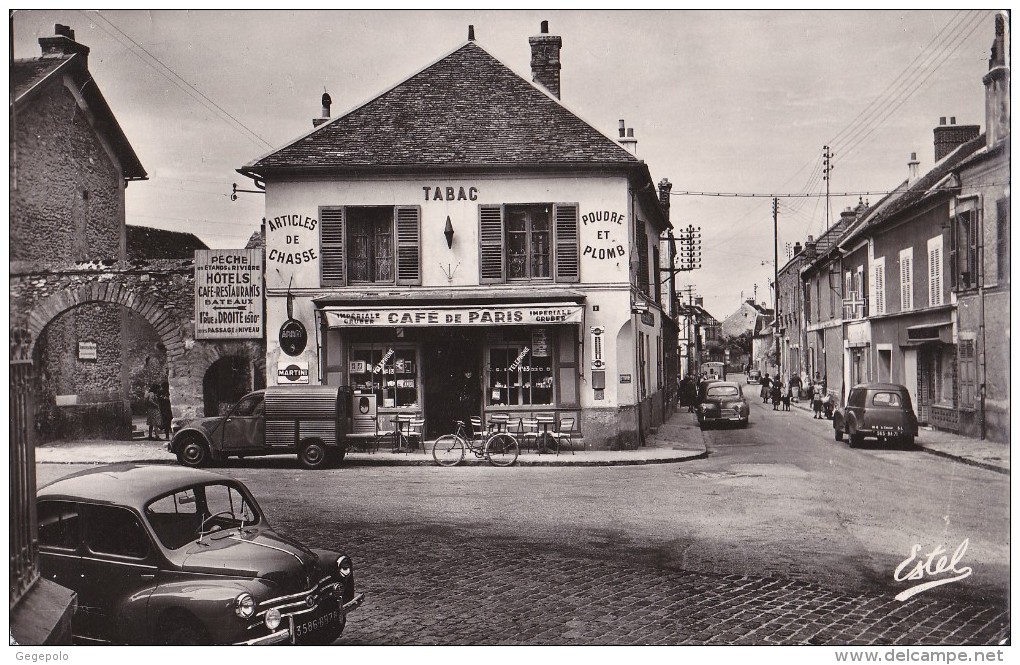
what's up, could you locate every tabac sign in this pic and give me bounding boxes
[195,249,263,339]
[325,304,583,328]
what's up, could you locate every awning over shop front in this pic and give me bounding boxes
[900,322,953,346]
[323,302,584,328]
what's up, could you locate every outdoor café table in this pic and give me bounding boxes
[535,415,556,454]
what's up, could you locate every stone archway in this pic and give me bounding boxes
[26,282,185,361]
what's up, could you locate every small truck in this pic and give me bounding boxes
[169,386,354,469]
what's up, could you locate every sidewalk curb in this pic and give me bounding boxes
[913,446,1010,476]
[37,449,710,468]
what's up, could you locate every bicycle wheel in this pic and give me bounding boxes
[485,433,519,467]
[432,434,466,466]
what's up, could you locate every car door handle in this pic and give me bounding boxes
[140,574,155,580]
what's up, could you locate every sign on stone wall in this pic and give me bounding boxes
[77,341,97,361]
[195,249,263,339]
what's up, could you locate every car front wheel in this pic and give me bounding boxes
[176,435,210,468]
[848,431,864,448]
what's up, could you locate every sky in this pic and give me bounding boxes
[11,9,1000,319]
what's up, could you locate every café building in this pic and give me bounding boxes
[238,24,672,448]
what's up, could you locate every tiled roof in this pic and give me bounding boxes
[842,134,985,245]
[245,42,639,173]
[126,225,208,260]
[12,58,67,99]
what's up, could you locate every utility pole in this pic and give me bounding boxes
[823,145,834,231]
[773,197,780,378]
[679,284,697,377]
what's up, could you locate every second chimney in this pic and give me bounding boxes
[530,21,562,99]
[933,116,980,161]
[313,92,332,128]
[908,152,920,182]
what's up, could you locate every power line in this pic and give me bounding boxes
[83,10,274,150]
[671,183,1007,198]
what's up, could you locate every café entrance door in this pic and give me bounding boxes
[423,331,481,438]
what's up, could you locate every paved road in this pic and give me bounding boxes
[36,389,1009,645]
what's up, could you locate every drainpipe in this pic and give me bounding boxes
[978,216,987,439]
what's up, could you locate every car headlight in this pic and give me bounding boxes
[264,608,282,630]
[337,555,353,578]
[234,592,256,618]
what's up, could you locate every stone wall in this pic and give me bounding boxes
[12,81,124,263]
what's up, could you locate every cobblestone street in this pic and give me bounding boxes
[294,522,1008,646]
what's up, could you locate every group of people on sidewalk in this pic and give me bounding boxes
[144,383,173,440]
[753,370,832,418]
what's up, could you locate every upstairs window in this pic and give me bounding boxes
[320,206,421,287]
[952,204,979,290]
[479,203,579,284]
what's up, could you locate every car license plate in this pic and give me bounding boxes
[292,607,342,640]
[875,426,902,433]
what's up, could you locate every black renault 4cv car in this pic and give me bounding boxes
[36,464,364,645]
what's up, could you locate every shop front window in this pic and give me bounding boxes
[487,345,553,406]
[349,345,419,409]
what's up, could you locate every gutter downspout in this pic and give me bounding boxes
[978,215,987,439]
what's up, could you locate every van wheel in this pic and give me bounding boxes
[176,435,210,468]
[849,432,864,448]
[833,419,844,441]
[299,440,329,469]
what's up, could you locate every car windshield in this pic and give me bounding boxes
[145,482,260,550]
[707,386,739,397]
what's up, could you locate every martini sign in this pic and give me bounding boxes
[195,249,263,339]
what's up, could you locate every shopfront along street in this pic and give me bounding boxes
[35,385,1009,646]
[11,10,1010,649]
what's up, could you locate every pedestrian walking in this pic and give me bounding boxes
[759,373,771,403]
[782,384,792,411]
[145,384,162,440]
[811,374,825,419]
[681,376,698,413]
[771,380,783,410]
[159,382,173,441]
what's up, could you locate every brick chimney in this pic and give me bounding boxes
[933,116,981,161]
[658,178,672,222]
[983,11,1010,148]
[313,92,332,128]
[39,24,89,61]
[529,21,562,99]
[793,241,803,256]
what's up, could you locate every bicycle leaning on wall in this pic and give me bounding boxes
[431,419,520,467]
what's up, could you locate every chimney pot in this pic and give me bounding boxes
[627,128,634,138]
[541,20,548,34]
[468,25,475,41]
[940,116,947,125]
[950,116,956,125]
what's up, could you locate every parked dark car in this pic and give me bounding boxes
[170,386,352,469]
[36,464,364,645]
[747,369,762,384]
[697,381,750,428]
[833,383,919,447]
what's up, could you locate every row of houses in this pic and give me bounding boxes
[775,12,1010,443]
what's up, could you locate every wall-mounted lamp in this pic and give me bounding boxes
[444,216,455,248]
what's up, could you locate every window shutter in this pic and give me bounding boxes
[637,222,650,295]
[928,238,942,306]
[553,203,579,283]
[873,259,885,315]
[394,206,421,285]
[900,250,913,311]
[320,207,346,286]
[479,205,505,284]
